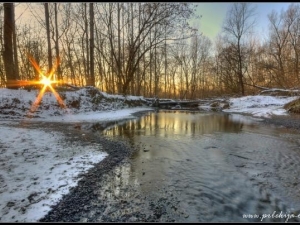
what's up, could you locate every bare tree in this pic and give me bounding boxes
[89,3,95,86]
[84,3,89,85]
[223,3,256,95]
[96,3,195,95]
[285,4,300,83]
[12,3,19,81]
[44,3,52,74]
[0,5,5,86]
[54,3,62,80]
[5,3,201,96]
[3,3,18,88]
[267,10,292,88]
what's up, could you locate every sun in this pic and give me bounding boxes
[5,54,68,117]
[25,55,67,116]
[40,75,52,87]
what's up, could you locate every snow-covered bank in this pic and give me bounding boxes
[0,109,153,222]
[0,87,154,222]
[223,95,298,118]
[1,87,298,120]
[36,107,153,123]
[0,87,150,120]
[0,124,107,222]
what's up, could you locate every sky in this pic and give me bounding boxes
[14,3,293,43]
[192,2,292,41]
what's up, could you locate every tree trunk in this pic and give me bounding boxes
[84,3,89,86]
[45,3,52,74]
[164,24,167,98]
[89,3,95,86]
[136,3,141,96]
[117,3,122,92]
[237,41,245,95]
[3,3,17,88]
[54,3,62,81]
[12,4,19,81]
[149,29,152,96]
[154,24,158,97]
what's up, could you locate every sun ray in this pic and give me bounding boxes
[6,79,41,88]
[48,85,66,109]
[27,53,44,76]
[22,54,67,118]
[27,85,47,117]
[48,57,60,79]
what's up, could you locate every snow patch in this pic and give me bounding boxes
[0,125,107,222]
[223,95,298,118]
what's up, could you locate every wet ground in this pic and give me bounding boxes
[36,111,300,222]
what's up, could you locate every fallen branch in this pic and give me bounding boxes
[260,88,300,94]
[64,83,80,90]
[244,83,300,96]
[244,83,270,90]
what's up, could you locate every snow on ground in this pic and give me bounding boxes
[37,107,153,123]
[223,95,298,118]
[0,87,298,222]
[0,87,149,119]
[0,87,153,222]
[0,125,107,222]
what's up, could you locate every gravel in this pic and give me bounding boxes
[263,114,300,131]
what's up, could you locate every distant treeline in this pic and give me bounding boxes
[1,3,300,99]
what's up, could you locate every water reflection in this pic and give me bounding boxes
[104,111,250,139]
[99,111,300,222]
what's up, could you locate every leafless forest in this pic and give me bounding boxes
[1,3,300,99]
